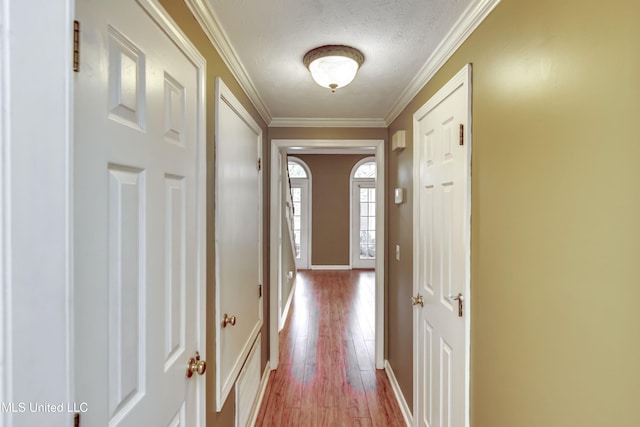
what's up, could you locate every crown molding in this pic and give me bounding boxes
[269,117,388,128]
[384,0,501,124]
[184,0,272,125]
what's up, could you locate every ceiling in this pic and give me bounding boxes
[189,0,496,127]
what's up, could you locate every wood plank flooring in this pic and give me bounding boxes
[255,270,406,426]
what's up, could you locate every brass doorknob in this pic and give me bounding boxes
[186,351,206,378]
[411,294,424,307]
[222,313,237,328]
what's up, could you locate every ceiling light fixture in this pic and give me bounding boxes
[303,45,365,92]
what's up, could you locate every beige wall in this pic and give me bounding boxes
[295,154,370,266]
[388,0,640,425]
[158,1,270,425]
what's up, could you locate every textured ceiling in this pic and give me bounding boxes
[203,0,477,125]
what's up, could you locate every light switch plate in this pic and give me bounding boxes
[394,188,404,204]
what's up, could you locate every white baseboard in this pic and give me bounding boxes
[248,362,271,427]
[279,278,297,331]
[310,265,351,270]
[385,360,413,427]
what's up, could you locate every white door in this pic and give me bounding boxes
[413,65,471,427]
[214,77,263,412]
[74,0,206,425]
[352,181,376,269]
[290,179,310,269]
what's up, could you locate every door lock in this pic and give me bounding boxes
[186,351,206,378]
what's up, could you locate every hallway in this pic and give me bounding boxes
[256,270,405,426]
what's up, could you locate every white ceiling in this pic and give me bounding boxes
[190,0,498,126]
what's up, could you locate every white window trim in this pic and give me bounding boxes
[350,157,377,269]
[287,157,311,270]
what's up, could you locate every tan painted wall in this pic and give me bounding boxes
[295,154,370,266]
[388,0,640,425]
[158,2,270,425]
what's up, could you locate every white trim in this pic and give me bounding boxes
[185,0,498,128]
[4,1,74,425]
[412,64,472,427]
[0,0,10,424]
[350,157,377,270]
[279,277,297,331]
[270,139,385,370]
[287,147,375,155]
[287,156,311,270]
[248,362,272,427]
[385,0,499,124]
[270,117,387,128]
[310,265,352,271]
[384,360,413,427]
[184,0,271,124]
[235,335,262,427]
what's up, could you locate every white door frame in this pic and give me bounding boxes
[269,139,385,370]
[2,1,74,426]
[412,64,472,427]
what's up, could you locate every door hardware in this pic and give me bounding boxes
[448,293,464,317]
[222,313,237,328]
[411,294,424,307]
[73,21,80,72]
[186,351,206,378]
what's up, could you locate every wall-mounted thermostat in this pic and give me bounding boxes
[392,130,406,152]
[394,188,404,204]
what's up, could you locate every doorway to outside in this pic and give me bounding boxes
[269,139,385,371]
[287,157,311,270]
[351,157,377,269]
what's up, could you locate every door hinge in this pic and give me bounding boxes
[257,158,261,171]
[74,412,80,427]
[258,284,262,298]
[459,124,464,146]
[73,21,80,72]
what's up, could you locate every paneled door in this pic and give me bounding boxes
[413,65,471,427]
[74,0,206,425]
[214,77,263,412]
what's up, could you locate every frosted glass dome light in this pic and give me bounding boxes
[303,45,365,92]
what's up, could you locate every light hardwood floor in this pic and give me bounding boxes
[255,270,406,426]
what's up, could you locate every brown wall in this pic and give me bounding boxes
[158,2,270,426]
[295,154,370,266]
[387,0,640,425]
